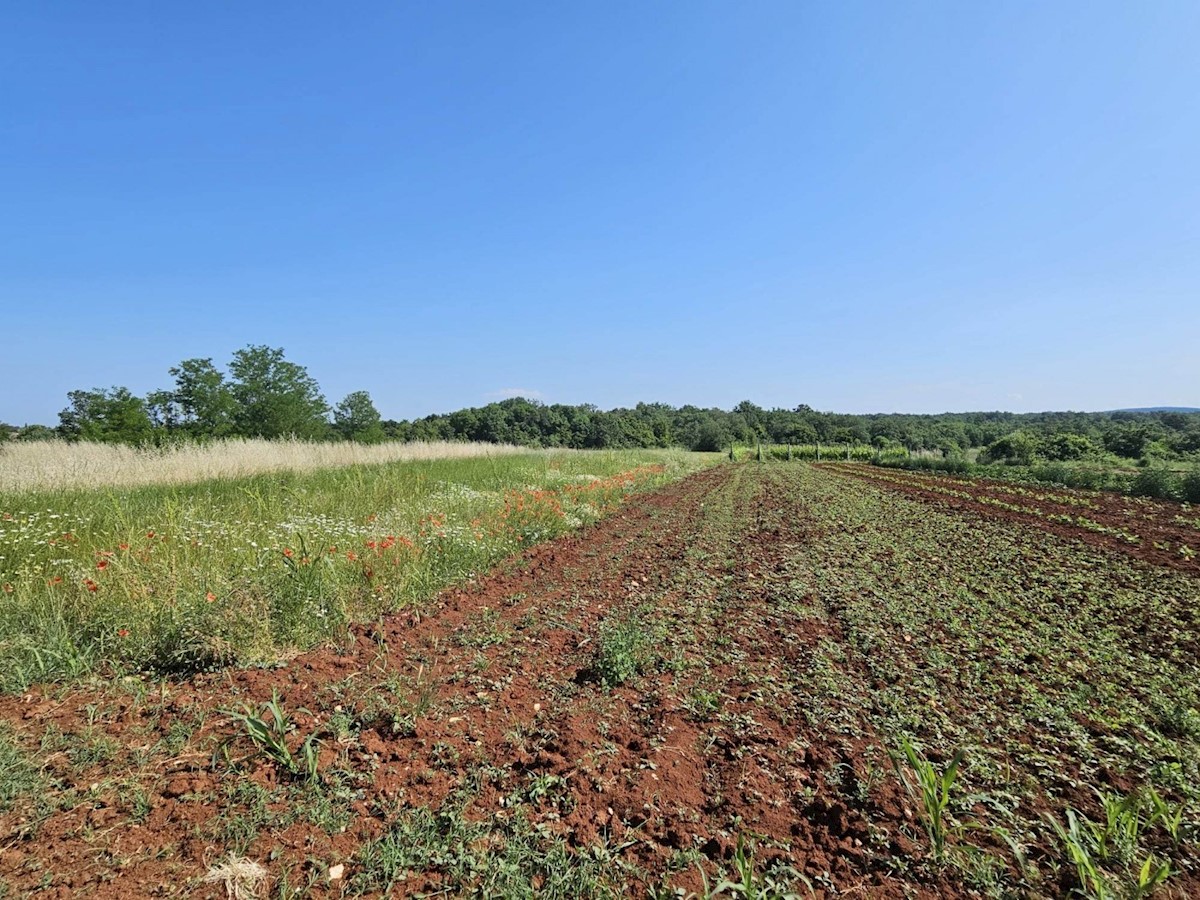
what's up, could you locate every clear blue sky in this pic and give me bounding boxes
[3,2,1198,425]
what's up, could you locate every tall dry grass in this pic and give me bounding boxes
[0,438,526,493]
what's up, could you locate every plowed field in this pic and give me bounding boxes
[2,464,1197,898]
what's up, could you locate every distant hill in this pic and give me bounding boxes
[1110,407,1200,413]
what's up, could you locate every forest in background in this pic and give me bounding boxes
[3,345,1198,465]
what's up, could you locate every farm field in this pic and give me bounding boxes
[1,462,1198,898]
[823,464,1200,576]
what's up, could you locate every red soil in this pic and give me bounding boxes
[0,466,968,899]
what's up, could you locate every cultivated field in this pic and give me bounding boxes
[0,460,1197,898]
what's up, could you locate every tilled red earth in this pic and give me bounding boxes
[823,463,1200,576]
[0,465,971,899]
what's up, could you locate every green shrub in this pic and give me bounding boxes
[1181,467,1200,504]
[1131,467,1178,501]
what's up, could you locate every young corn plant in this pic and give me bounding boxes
[224,689,321,783]
[1044,788,1182,900]
[891,736,965,865]
[1145,787,1185,847]
[695,833,811,899]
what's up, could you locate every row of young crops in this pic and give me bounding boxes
[875,453,1200,503]
[828,463,1200,573]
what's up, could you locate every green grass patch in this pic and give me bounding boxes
[0,449,715,690]
[0,723,43,813]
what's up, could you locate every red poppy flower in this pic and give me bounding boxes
[84,579,99,592]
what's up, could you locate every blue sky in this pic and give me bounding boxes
[3,2,1197,425]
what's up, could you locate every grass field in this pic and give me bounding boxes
[0,445,712,691]
[0,458,1196,898]
[0,438,530,493]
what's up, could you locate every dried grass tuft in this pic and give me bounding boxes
[202,855,267,900]
[0,438,526,493]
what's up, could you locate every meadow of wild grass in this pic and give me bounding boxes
[0,437,528,493]
[0,444,712,691]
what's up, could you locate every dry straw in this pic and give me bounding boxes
[0,438,526,493]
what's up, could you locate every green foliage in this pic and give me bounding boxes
[0,449,700,689]
[0,724,43,812]
[1104,424,1157,459]
[1044,788,1184,899]
[351,800,632,897]
[224,689,321,782]
[155,357,238,437]
[32,359,1200,457]
[706,833,810,898]
[980,431,1039,465]
[873,453,1200,501]
[1130,466,1178,500]
[57,386,154,444]
[891,736,965,864]
[1181,466,1200,504]
[333,390,386,443]
[1042,432,1098,461]
[588,610,653,687]
[228,345,329,439]
[14,424,56,442]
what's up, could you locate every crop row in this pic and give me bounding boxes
[831,464,1199,564]
[779,464,1200,896]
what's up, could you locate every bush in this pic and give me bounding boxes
[1181,467,1200,504]
[1040,433,1096,461]
[1131,467,1178,500]
[980,432,1038,466]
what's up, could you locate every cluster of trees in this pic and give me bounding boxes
[4,349,1198,463]
[11,346,386,445]
[389,400,1200,460]
[979,416,1200,466]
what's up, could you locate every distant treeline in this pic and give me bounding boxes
[387,399,1200,462]
[3,345,1197,465]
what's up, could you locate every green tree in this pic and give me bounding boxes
[57,387,155,444]
[16,424,56,442]
[1103,424,1156,459]
[164,357,238,437]
[333,391,385,443]
[227,346,329,439]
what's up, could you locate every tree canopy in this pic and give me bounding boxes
[22,347,1200,467]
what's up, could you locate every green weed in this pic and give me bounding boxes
[587,611,653,687]
[224,689,320,782]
